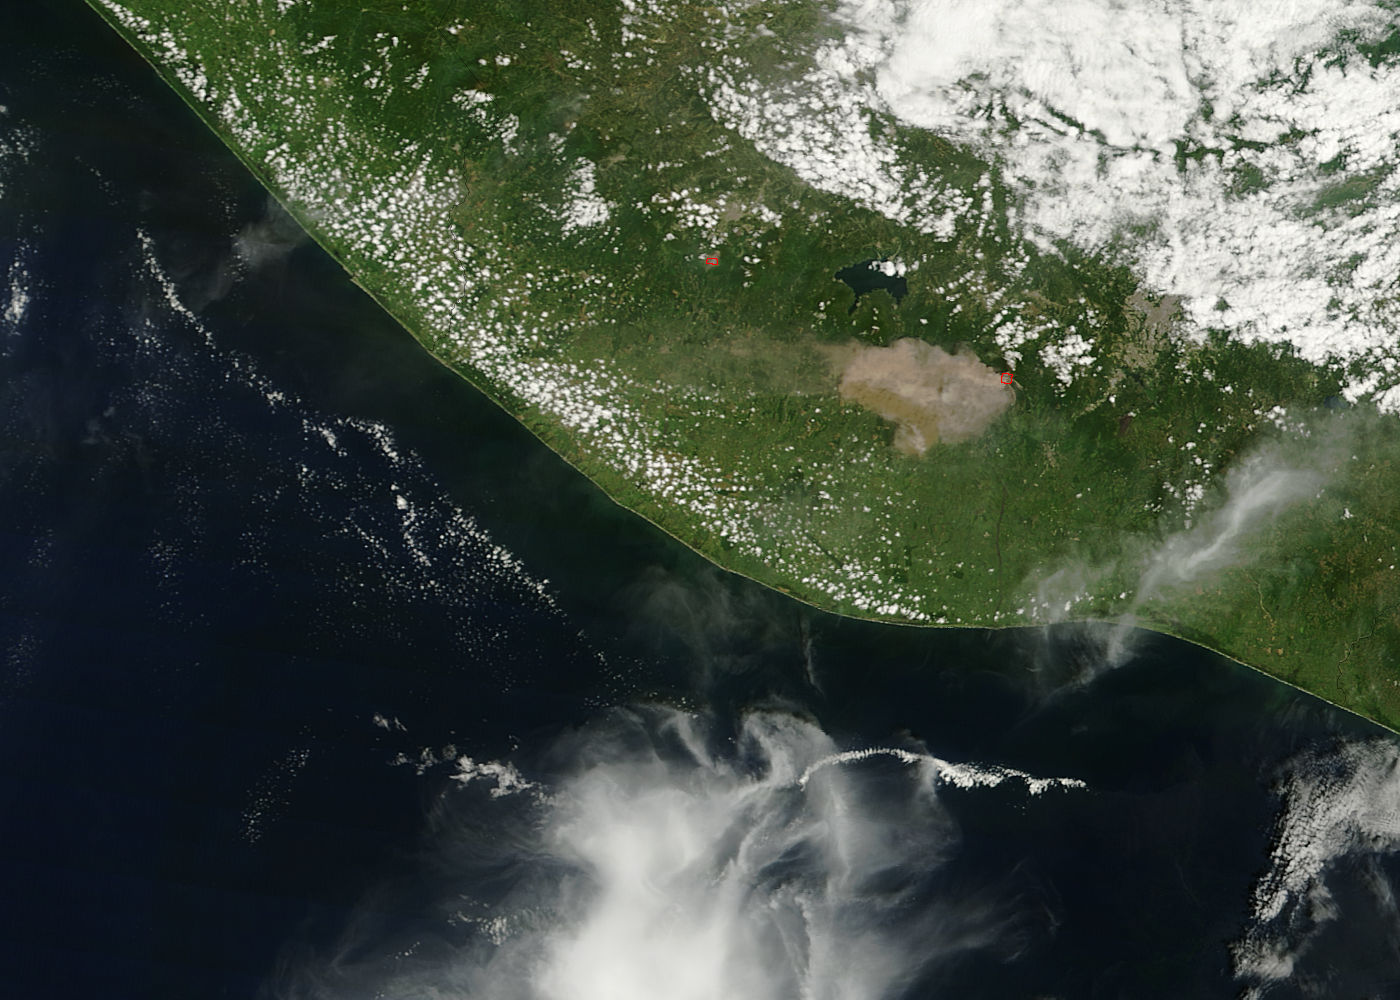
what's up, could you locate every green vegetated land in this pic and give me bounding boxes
[84,0,1400,728]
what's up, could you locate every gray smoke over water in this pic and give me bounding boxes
[280,708,1084,1000]
[234,194,309,272]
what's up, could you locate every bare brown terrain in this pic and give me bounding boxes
[834,338,1012,454]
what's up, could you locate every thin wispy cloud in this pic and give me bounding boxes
[1233,739,1400,997]
[276,708,1083,1000]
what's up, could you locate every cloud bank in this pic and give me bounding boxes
[278,708,1084,1000]
[1233,739,1400,997]
[843,0,1400,391]
[712,0,1400,405]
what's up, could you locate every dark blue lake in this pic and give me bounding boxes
[835,258,909,314]
[2,7,1398,1000]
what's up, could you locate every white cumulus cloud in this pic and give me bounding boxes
[810,0,1400,400]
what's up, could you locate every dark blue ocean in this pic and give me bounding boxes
[3,7,1400,1000]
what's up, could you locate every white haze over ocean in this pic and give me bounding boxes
[286,709,1084,1000]
[717,0,1400,406]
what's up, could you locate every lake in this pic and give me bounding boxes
[1,7,1397,999]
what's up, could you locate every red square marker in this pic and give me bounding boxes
[705,256,719,265]
[1000,372,1014,385]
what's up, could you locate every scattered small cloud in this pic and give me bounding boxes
[1233,739,1400,997]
